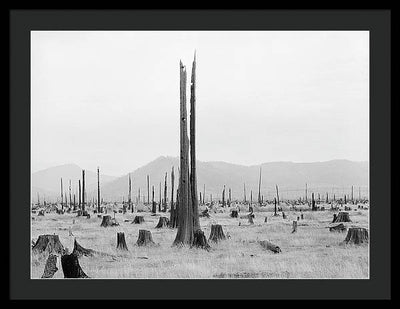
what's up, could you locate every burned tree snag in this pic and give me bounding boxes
[78,180,81,210]
[136,230,155,246]
[151,185,156,214]
[97,167,101,213]
[311,193,317,211]
[147,175,150,205]
[258,167,262,205]
[41,254,58,278]
[116,232,129,251]
[274,197,278,216]
[173,60,193,246]
[169,167,177,228]
[343,227,368,244]
[163,172,168,212]
[61,253,89,278]
[222,185,226,207]
[191,230,211,250]
[276,185,280,205]
[82,170,86,212]
[128,173,132,212]
[209,224,226,242]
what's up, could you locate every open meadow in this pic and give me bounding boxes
[31,203,369,279]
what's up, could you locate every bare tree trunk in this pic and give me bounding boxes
[152,185,156,213]
[69,180,72,209]
[82,170,86,212]
[128,173,132,212]
[243,183,246,203]
[60,178,64,210]
[222,185,226,207]
[97,167,101,213]
[258,167,262,205]
[163,172,168,212]
[78,180,81,210]
[275,184,280,205]
[147,175,150,205]
[173,60,193,246]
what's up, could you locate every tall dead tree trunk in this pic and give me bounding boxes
[159,182,162,212]
[189,56,200,233]
[222,185,226,207]
[258,167,262,205]
[169,166,176,227]
[173,59,194,246]
[147,175,150,205]
[203,184,205,205]
[82,170,86,212]
[78,180,81,210]
[69,180,72,209]
[97,167,101,213]
[276,184,280,205]
[243,183,246,203]
[152,185,156,213]
[60,178,64,210]
[128,173,132,212]
[163,172,168,212]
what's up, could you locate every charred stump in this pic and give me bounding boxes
[132,216,144,224]
[100,215,119,227]
[72,238,96,257]
[191,230,211,250]
[32,234,64,255]
[136,230,155,246]
[248,212,255,224]
[291,221,297,233]
[155,217,170,228]
[230,210,239,218]
[209,224,226,242]
[332,212,351,223]
[38,210,45,216]
[343,227,369,244]
[116,232,129,251]
[41,254,58,278]
[259,240,282,253]
[264,216,268,223]
[61,253,89,278]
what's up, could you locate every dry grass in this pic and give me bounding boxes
[31,204,369,279]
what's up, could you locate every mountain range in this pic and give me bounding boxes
[32,157,369,202]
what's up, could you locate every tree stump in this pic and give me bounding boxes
[61,253,89,278]
[282,212,287,219]
[191,230,211,250]
[116,232,129,251]
[230,210,239,218]
[41,254,58,278]
[248,212,255,224]
[292,221,298,233]
[100,215,119,227]
[343,227,368,244]
[332,212,351,223]
[259,240,281,253]
[72,238,96,257]
[155,217,169,228]
[209,224,226,242]
[301,214,304,220]
[132,216,144,224]
[329,223,346,232]
[264,217,268,223]
[38,210,45,216]
[136,230,155,246]
[32,234,64,255]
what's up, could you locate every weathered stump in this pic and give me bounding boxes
[136,230,155,246]
[72,238,96,257]
[41,254,58,278]
[230,210,239,218]
[132,216,144,224]
[100,215,119,227]
[155,217,170,228]
[248,212,255,224]
[38,210,45,216]
[259,240,281,253]
[291,221,297,233]
[332,212,351,223]
[61,253,89,278]
[343,227,368,244]
[264,216,268,223]
[191,230,211,250]
[209,224,226,242]
[32,234,64,255]
[282,212,287,219]
[116,232,129,251]
[329,223,346,232]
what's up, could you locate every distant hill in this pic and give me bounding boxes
[31,163,117,201]
[97,156,369,202]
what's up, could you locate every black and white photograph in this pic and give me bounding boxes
[9,9,391,300]
[30,30,370,279]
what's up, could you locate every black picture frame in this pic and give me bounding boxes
[9,9,391,300]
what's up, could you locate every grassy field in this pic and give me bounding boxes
[31,204,369,279]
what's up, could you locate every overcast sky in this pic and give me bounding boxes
[31,31,369,176]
